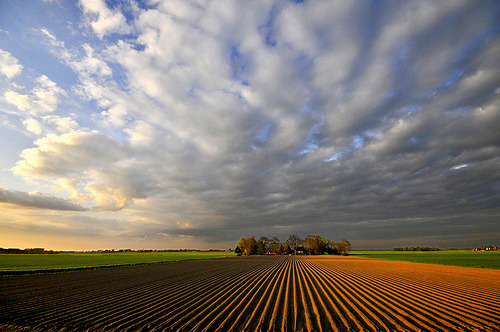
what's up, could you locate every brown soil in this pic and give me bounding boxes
[1,255,499,331]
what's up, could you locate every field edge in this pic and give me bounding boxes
[0,254,235,277]
[350,250,500,269]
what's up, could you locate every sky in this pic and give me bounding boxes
[0,0,498,251]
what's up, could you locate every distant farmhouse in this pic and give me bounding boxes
[473,245,498,251]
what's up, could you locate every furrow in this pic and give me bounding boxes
[4,261,222,311]
[259,258,292,331]
[233,257,290,331]
[302,258,407,332]
[280,256,294,332]
[2,256,499,332]
[27,262,235,330]
[302,258,401,332]
[314,260,454,331]
[380,269,500,300]
[96,261,251,331]
[309,262,380,331]
[295,258,333,332]
[290,258,318,331]
[9,264,212,323]
[103,259,264,329]
[319,261,500,329]
[315,259,495,331]
[191,258,283,331]
[320,260,500,309]
[388,268,498,311]
[305,261,364,331]
[150,258,280,331]
[208,257,288,332]
[26,260,252,331]
[292,257,306,332]
[159,258,284,331]
[299,259,354,331]
[344,268,500,329]
[326,266,451,331]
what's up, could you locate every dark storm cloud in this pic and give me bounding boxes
[0,187,88,211]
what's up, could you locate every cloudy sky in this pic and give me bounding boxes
[0,0,498,250]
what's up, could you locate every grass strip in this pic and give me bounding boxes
[350,250,500,269]
[0,252,234,276]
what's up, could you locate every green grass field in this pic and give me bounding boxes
[0,252,234,275]
[351,250,500,269]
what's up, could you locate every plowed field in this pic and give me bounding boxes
[1,255,499,331]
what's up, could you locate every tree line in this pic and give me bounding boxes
[393,247,440,251]
[235,235,351,256]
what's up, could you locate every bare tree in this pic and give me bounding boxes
[257,236,270,255]
[330,240,339,255]
[303,235,315,255]
[286,235,303,255]
[270,237,280,254]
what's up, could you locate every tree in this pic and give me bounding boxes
[235,234,348,256]
[313,235,329,255]
[303,235,315,255]
[283,242,292,255]
[238,237,257,255]
[256,237,270,255]
[270,237,280,254]
[286,235,303,255]
[303,235,329,255]
[237,238,246,255]
[337,239,351,255]
[328,240,339,255]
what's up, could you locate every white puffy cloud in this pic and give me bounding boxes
[4,75,65,115]
[124,120,156,147]
[0,49,23,79]
[72,44,113,77]
[13,131,124,178]
[39,28,112,79]
[23,118,42,135]
[79,0,131,38]
[4,91,30,111]
[42,115,79,134]
[11,130,161,211]
[21,115,79,137]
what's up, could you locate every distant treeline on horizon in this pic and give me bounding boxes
[0,248,229,254]
[393,247,440,251]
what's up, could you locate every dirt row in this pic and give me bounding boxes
[1,255,499,331]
